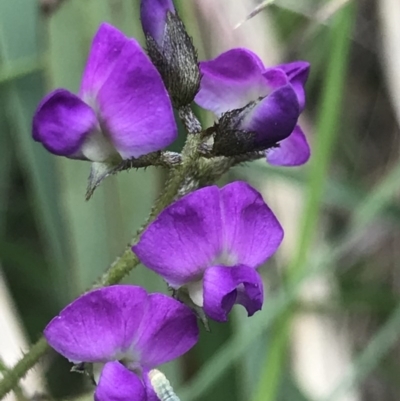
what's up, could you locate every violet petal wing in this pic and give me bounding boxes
[133,293,199,368]
[203,265,263,322]
[97,37,177,159]
[80,23,128,99]
[195,48,269,116]
[32,89,97,158]
[141,0,175,46]
[277,61,310,111]
[95,362,146,401]
[220,181,283,267]
[44,285,148,363]
[267,125,310,166]
[241,84,300,147]
[133,186,223,287]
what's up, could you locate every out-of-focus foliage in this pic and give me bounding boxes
[1,1,400,401]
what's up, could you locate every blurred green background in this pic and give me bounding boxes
[1,0,400,401]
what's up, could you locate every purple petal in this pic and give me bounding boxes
[235,275,264,317]
[97,37,177,159]
[267,125,310,166]
[241,84,300,147]
[195,48,269,116]
[44,286,148,363]
[32,89,97,158]
[134,186,223,287]
[277,61,310,111]
[133,293,198,368]
[141,0,175,46]
[262,68,290,89]
[80,23,128,99]
[95,361,145,401]
[220,181,283,267]
[203,265,264,322]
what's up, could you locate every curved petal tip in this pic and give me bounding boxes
[267,125,310,166]
[203,265,264,322]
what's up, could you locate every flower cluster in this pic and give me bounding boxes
[35,0,311,400]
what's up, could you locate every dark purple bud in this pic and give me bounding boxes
[141,0,200,107]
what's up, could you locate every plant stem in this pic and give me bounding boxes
[0,338,49,401]
[178,105,202,136]
[145,108,203,223]
[0,358,27,401]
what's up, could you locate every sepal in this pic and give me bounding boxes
[145,12,200,107]
[86,161,121,200]
[86,152,182,200]
[211,102,259,156]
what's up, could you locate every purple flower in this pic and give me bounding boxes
[133,182,283,322]
[195,48,310,166]
[33,23,177,162]
[141,0,175,48]
[44,285,198,401]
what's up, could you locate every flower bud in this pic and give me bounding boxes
[141,0,200,107]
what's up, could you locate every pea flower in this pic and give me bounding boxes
[195,48,310,166]
[44,285,198,401]
[133,181,283,322]
[33,23,177,162]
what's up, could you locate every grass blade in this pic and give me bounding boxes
[252,4,356,401]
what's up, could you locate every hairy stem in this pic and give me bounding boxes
[178,105,202,136]
[145,109,203,223]
[99,249,140,287]
[0,338,49,400]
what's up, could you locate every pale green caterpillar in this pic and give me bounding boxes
[149,370,181,401]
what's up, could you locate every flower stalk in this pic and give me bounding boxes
[0,106,203,400]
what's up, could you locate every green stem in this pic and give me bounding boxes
[0,357,26,401]
[145,110,203,223]
[0,338,49,401]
